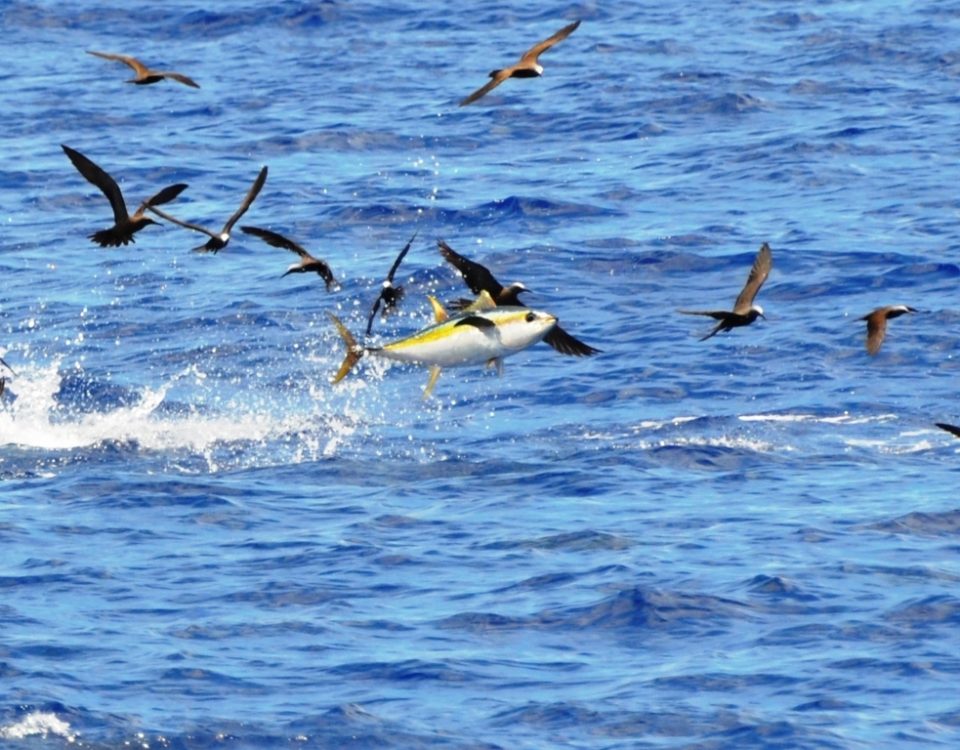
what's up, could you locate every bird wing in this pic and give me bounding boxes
[386,231,417,282]
[240,225,310,258]
[437,239,504,297]
[459,69,513,106]
[222,166,268,233]
[161,71,200,88]
[935,422,960,439]
[366,294,383,336]
[677,309,731,320]
[520,19,581,64]
[864,309,887,355]
[61,144,129,223]
[87,50,150,77]
[147,204,217,239]
[311,260,338,290]
[138,183,188,213]
[732,242,772,315]
[544,324,600,356]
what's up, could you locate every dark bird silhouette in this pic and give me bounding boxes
[935,422,960,439]
[861,305,917,355]
[149,166,268,253]
[679,242,772,341]
[459,19,581,106]
[366,232,417,336]
[62,144,188,247]
[240,226,338,290]
[437,239,600,357]
[87,51,200,88]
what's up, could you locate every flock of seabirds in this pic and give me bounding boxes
[3,20,960,437]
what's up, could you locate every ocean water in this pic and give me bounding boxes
[2,1,960,747]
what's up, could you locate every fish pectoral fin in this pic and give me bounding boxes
[463,290,497,312]
[454,315,496,330]
[422,366,442,399]
[427,295,449,323]
[487,357,504,376]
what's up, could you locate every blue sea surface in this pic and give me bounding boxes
[2,1,960,747]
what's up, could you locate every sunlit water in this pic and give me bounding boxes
[2,1,960,748]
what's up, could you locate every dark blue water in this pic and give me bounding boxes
[2,1,960,747]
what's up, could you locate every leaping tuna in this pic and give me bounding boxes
[437,239,599,356]
[330,292,557,398]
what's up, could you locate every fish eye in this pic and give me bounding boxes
[525,311,536,322]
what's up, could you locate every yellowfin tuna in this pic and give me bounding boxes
[328,293,557,398]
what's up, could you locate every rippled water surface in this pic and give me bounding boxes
[2,1,960,748]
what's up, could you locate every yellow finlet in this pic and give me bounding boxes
[427,295,449,323]
[422,365,442,399]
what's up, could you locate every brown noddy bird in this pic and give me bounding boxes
[861,305,917,355]
[437,239,600,357]
[459,19,581,106]
[87,51,200,88]
[62,144,188,247]
[366,232,417,336]
[679,242,772,341]
[149,166,268,253]
[240,226,338,291]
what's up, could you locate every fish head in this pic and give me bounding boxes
[489,307,557,351]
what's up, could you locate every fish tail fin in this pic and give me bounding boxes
[328,313,364,383]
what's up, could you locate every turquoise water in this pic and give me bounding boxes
[2,1,960,747]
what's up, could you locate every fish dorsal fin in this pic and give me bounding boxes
[422,365,442,399]
[454,314,497,330]
[427,295,449,323]
[462,289,497,313]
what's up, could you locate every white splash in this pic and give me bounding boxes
[0,711,76,742]
[0,361,356,463]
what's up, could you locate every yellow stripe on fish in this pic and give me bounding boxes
[328,297,557,398]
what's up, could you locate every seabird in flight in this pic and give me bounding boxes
[679,242,772,341]
[149,166,268,253]
[459,20,581,106]
[87,51,200,88]
[861,305,917,355]
[240,226,338,290]
[62,144,188,247]
[366,232,417,336]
